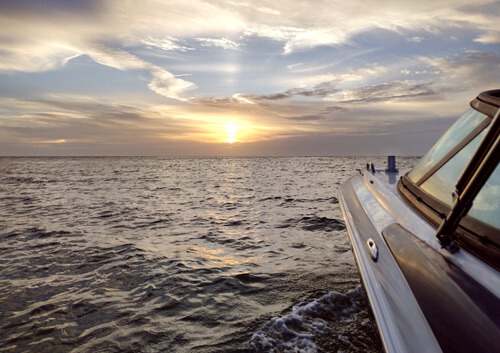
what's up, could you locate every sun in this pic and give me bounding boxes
[222,121,242,144]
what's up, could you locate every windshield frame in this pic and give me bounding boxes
[397,90,500,271]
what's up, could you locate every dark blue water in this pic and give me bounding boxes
[0,156,418,352]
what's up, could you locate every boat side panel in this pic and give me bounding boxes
[339,176,442,353]
[369,170,500,298]
[383,223,500,353]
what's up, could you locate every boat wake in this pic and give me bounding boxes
[251,286,382,353]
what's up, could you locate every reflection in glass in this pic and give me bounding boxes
[468,163,500,229]
[420,130,486,206]
[409,109,487,183]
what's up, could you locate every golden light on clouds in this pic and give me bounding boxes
[39,139,68,144]
[232,94,255,104]
[155,110,256,144]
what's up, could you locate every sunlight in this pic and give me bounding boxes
[223,121,242,144]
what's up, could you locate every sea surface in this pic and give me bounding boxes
[0,156,418,353]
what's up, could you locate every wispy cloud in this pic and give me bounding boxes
[0,97,205,144]
[84,45,197,101]
[284,114,326,121]
[196,37,241,50]
[141,36,195,52]
[419,51,500,89]
[234,81,341,102]
[231,78,438,105]
[406,36,424,43]
[324,81,437,104]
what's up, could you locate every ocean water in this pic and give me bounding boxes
[0,156,418,353]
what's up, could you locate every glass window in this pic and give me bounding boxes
[408,109,487,183]
[418,112,500,231]
[467,163,500,229]
[420,129,486,206]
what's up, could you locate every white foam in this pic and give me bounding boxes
[251,286,371,353]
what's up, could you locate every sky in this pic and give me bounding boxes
[1,0,500,156]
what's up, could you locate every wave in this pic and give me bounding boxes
[251,286,382,353]
[279,216,345,232]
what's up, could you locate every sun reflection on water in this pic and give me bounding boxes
[189,246,244,266]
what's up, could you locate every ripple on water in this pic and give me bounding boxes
[278,216,345,232]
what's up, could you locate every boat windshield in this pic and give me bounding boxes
[399,91,500,268]
[419,129,500,228]
[410,107,500,229]
[420,129,486,206]
[411,106,500,229]
[408,109,488,184]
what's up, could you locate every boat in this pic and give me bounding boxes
[338,90,500,353]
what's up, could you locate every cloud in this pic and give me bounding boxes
[418,51,500,94]
[249,92,290,101]
[243,25,348,54]
[148,68,196,101]
[284,114,325,121]
[196,37,241,50]
[228,1,281,16]
[190,96,241,108]
[0,97,206,145]
[232,94,256,104]
[141,36,195,52]
[288,81,341,98]
[324,81,437,104]
[0,0,499,99]
[229,78,436,106]
[286,63,388,89]
[0,1,202,100]
[194,76,437,118]
[239,0,499,53]
[474,33,500,44]
[233,81,341,103]
[326,106,349,113]
[0,33,82,72]
[406,36,424,43]
[83,45,196,101]
[2,1,498,64]
[456,2,500,44]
